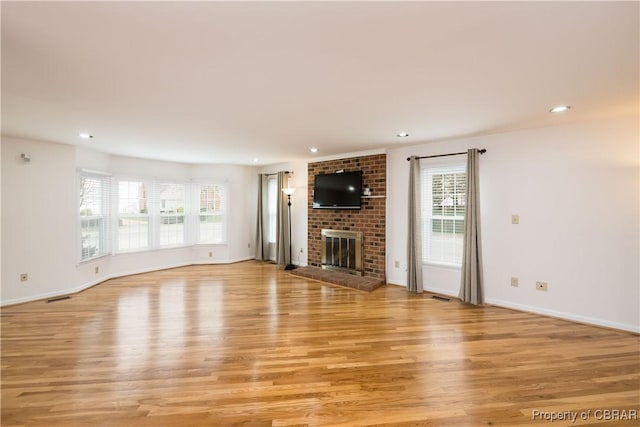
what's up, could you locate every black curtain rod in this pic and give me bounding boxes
[406,149,486,161]
[263,171,292,176]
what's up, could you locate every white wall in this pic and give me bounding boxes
[2,137,78,303]
[2,137,259,306]
[386,116,640,332]
[191,163,258,263]
[5,117,638,332]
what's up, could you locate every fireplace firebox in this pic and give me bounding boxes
[321,229,364,276]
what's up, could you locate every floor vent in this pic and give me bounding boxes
[46,296,71,303]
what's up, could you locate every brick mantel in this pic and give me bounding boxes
[307,154,386,280]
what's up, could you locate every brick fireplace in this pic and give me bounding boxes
[307,154,386,281]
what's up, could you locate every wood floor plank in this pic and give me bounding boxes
[1,261,638,426]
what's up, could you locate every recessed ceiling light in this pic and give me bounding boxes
[79,133,93,139]
[549,105,571,113]
[396,132,410,138]
[309,147,319,153]
[253,158,259,163]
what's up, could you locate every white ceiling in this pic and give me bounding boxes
[2,1,638,165]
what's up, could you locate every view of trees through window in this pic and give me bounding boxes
[78,175,228,260]
[79,175,109,260]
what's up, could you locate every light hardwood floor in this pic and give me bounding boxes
[2,262,638,426]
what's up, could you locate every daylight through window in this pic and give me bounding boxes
[198,184,226,244]
[79,173,110,260]
[118,180,150,252]
[421,163,466,266]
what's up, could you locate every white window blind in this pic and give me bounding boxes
[421,163,466,266]
[158,183,186,247]
[79,172,111,261]
[118,180,150,252]
[198,184,226,244]
[80,175,231,257]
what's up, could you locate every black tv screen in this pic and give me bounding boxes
[313,171,363,209]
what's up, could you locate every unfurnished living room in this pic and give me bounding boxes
[1,1,638,426]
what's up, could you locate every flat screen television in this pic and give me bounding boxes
[313,171,363,209]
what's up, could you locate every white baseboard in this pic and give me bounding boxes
[424,286,458,298]
[0,258,255,307]
[192,256,254,265]
[387,283,638,334]
[1,287,93,307]
[485,297,639,334]
[5,264,637,333]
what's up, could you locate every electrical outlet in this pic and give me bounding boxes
[395,261,400,268]
[511,214,520,224]
[536,281,548,291]
[510,277,519,287]
[248,243,251,248]
[208,251,213,258]
[20,273,28,282]
[95,266,99,274]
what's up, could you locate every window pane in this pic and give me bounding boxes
[199,214,225,243]
[160,215,185,246]
[200,185,223,214]
[118,180,149,251]
[119,181,148,214]
[80,177,102,215]
[81,217,104,260]
[159,184,185,246]
[118,216,149,251]
[199,185,226,243]
[159,184,185,215]
[421,167,466,265]
[80,175,109,260]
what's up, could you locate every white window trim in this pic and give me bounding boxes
[420,159,467,267]
[78,170,112,263]
[116,178,151,253]
[196,182,228,245]
[78,175,230,260]
[157,182,188,249]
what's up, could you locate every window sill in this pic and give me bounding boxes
[423,261,462,270]
[78,253,111,265]
[120,245,197,254]
[80,244,230,263]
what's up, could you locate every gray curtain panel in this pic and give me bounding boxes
[407,156,423,293]
[459,148,484,305]
[275,171,290,265]
[255,174,268,261]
